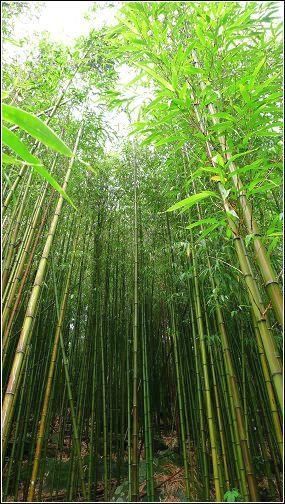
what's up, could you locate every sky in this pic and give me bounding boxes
[11,1,120,45]
[9,0,284,46]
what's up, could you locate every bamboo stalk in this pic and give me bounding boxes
[27,232,79,501]
[192,49,283,328]
[2,122,83,445]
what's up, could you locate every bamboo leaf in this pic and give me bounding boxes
[229,159,263,176]
[267,236,279,254]
[154,135,182,146]
[254,129,281,137]
[239,83,250,102]
[77,157,97,174]
[134,63,175,92]
[2,152,43,166]
[191,166,223,179]
[2,104,72,157]
[166,191,217,212]
[2,126,42,165]
[3,37,23,47]
[210,121,233,133]
[2,152,76,208]
[226,149,258,164]
[245,234,254,247]
[33,164,77,210]
[266,231,282,237]
[211,112,235,122]
[186,217,219,230]
[250,56,266,87]
[183,64,205,75]
[198,221,224,239]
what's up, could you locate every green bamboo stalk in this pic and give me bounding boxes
[166,215,191,500]
[2,122,83,448]
[3,192,53,352]
[191,49,283,327]
[2,169,33,291]
[100,316,108,501]
[27,232,78,501]
[2,346,29,502]
[2,155,57,334]
[51,256,87,501]
[131,152,139,502]
[186,165,259,500]
[188,226,222,501]
[191,99,283,415]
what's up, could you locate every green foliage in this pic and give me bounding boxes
[224,488,242,502]
[106,0,282,244]
[2,103,76,207]
[2,104,72,157]
[2,126,43,165]
[167,191,218,213]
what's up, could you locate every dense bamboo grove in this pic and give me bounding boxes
[1,1,283,503]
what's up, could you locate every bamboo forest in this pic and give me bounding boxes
[1,1,284,502]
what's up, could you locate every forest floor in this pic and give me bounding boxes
[4,431,282,502]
